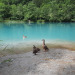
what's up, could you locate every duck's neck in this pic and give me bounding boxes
[43,40,45,45]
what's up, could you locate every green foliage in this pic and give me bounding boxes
[23,2,37,21]
[1,58,12,64]
[16,4,24,20]
[0,3,6,21]
[37,19,45,23]
[10,4,17,20]
[0,2,11,21]
[0,0,75,22]
[32,0,44,7]
[0,0,32,5]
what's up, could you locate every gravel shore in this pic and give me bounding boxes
[0,48,75,75]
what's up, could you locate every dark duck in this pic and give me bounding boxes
[33,45,40,55]
[42,39,49,51]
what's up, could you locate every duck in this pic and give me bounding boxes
[33,45,40,55]
[42,39,49,51]
[23,35,27,40]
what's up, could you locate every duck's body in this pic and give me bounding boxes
[23,35,27,40]
[42,39,49,51]
[33,45,40,55]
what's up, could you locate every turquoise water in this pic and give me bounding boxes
[0,22,75,43]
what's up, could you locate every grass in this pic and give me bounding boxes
[1,58,12,64]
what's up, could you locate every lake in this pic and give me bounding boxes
[0,22,75,44]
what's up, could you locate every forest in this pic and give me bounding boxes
[0,0,75,22]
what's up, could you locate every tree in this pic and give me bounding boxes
[32,0,44,7]
[10,4,17,20]
[23,2,37,21]
[40,4,51,21]
[0,3,6,21]
[16,4,24,20]
[0,0,75,22]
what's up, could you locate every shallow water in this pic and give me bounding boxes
[0,22,75,43]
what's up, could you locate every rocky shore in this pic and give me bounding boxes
[0,48,75,75]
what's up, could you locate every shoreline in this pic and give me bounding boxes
[0,48,75,75]
[0,40,75,57]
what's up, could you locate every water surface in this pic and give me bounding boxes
[0,22,75,43]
